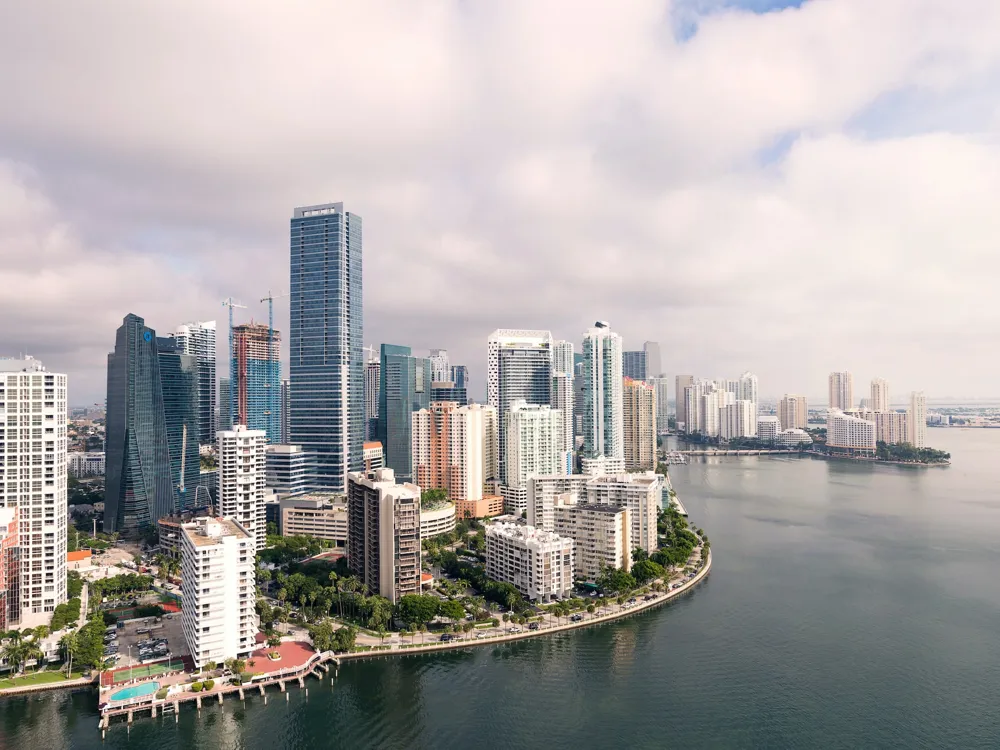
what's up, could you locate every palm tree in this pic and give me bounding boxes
[23,640,44,674]
[1,632,26,678]
[59,633,77,677]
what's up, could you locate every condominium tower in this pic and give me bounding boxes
[231,323,281,444]
[156,337,203,512]
[218,426,267,549]
[412,402,490,505]
[871,378,890,413]
[378,344,430,482]
[172,320,217,443]
[623,378,656,470]
[365,356,380,441]
[622,350,647,381]
[675,374,694,431]
[778,395,808,430]
[0,357,68,627]
[428,349,450,382]
[908,391,927,448]
[581,322,624,459]
[829,371,854,410]
[289,202,364,492]
[644,341,662,379]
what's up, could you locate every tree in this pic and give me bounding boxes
[596,566,636,596]
[266,634,282,648]
[632,548,648,563]
[631,559,666,585]
[1,631,26,677]
[59,632,78,677]
[395,594,440,629]
[439,599,466,622]
[366,596,393,632]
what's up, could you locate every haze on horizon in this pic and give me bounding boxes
[2,0,998,404]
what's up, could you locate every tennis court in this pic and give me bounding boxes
[102,657,189,686]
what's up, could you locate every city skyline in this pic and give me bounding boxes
[4,2,998,403]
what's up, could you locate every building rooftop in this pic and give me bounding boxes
[0,355,48,373]
[363,441,382,451]
[487,521,571,544]
[568,503,627,515]
[182,517,251,546]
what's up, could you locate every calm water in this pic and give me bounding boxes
[4,429,1000,749]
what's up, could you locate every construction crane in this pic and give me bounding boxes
[260,290,288,441]
[222,297,247,428]
[363,345,378,363]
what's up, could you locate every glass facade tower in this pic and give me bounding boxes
[105,314,175,533]
[289,202,364,492]
[377,344,430,482]
[157,337,204,512]
[172,320,217,443]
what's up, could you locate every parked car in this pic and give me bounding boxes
[439,634,454,642]
[570,614,584,622]
[672,583,683,589]
[644,595,656,601]
[509,626,522,633]
[528,622,540,631]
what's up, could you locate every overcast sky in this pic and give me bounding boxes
[2,0,999,405]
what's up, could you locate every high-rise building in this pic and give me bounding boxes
[551,372,575,473]
[827,410,876,454]
[0,356,68,627]
[829,371,854,410]
[778,394,808,430]
[365,357,381,441]
[219,378,232,431]
[573,362,586,438]
[738,371,758,413]
[172,320,217,443]
[643,341,662,378]
[622,350,647,381]
[180,517,256,669]
[485,523,574,602]
[218,426,267,550]
[553,502,631,584]
[430,381,468,406]
[231,323,281,444]
[105,314,174,534]
[908,392,927,448]
[582,322,624,459]
[0,507,18,631]
[347,468,421,603]
[487,329,553,481]
[586,472,660,554]
[504,400,565,491]
[280,379,290,444]
[871,378,890,413]
[290,202,364,493]
[862,410,908,444]
[378,344,431,482]
[720,400,757,440]
[675,374,694,431]
[756,416,782,442]
[526,474,593,531]
[156,337,203,512]
[265,444,316,498]
[552,340,575,375]
[429,349,450,382]
[623,378,656,470]
[449,365,469,390]
[483,405,499,483]
[412,402,488,504]
[650,377,671,434]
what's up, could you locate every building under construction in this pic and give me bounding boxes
[232,322,281,444]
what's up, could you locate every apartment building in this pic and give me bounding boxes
[180,517,256,669]
[280,493,348,549]
[553,503,631,583]
[623,378,656,470]
[827,410,876,454]
[485,522,574,602]
[218,426,267,550]
[778,395,808,430]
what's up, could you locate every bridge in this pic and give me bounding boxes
[671,449,804,456]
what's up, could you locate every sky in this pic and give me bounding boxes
[2,0,1000,405]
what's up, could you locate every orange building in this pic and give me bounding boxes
[455,495,504,520]
[0,508,18,630]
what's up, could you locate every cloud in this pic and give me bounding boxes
[1,0,999,404]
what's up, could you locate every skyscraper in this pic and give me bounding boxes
[429,349,450,382]
[778,394,808,430]
[449,365,469,390]
[551,372,574,473]
[738,371,759,413]
[218,426,267,550]
[280,378,290,444]
[290,202,364,492]
[622,350,647,381]
[829,371,854,410]
[378,344,430,482]
[505,400,565,488]
[623,378,656,470]
[871,378,890,412]
[232,323,281,444]
[219,378,232,431]
[365,357,381,441]
[675,374,694,430]
[156,337,202,512]
[908,391,927,447]
[552,340,575,376]
[430,381,468,406]
[105,314,174,534]
[650,377,671,434]
[412,402,488,504]
[487,329,553,482]
[172,320,217,443]
[643,341,662,378]
[581,322,624,459]
[0,356,68,627]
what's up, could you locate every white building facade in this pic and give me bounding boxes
[581,322,624,460]
[180,517,256,669]
[504,400,565,492]
[827,410,876,453]
[0,357,68,627]
[553,503,631,583]
[756,416,782,443]
[586,473,660,554]
[218,426,267,550]
[68,451,105,478]
[870,378,890,413]
[720,400,757,440]
[829,371,854,410]
[485,522,574,602]
[778,395,808,430]
[908,392,927,447]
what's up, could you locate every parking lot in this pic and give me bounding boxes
[104,611,188,667]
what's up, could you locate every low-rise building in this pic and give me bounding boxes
[420,501,457,539]
[180,517,256,669]
[280,493,348,549]
[67,451,105,477]
[485,522,574,602]
[553,503,631,583]
[580,455,625,475]
[777,428,812,447]
[454,495,504,520]
[756,416,782,443]
[347,469,421,604]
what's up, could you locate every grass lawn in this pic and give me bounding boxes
[0,670,85,690]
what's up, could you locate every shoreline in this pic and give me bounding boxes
[806,452,950,468]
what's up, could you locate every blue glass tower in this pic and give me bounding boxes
[156,337,203,512]
[290,203,364,492]
[377,344,431,482]
[105,314,174,534]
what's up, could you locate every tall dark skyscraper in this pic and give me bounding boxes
[623,350,647,381]
[449,365,469,390]
[377,344,430,482]
[219,378,232,431]
[156,337,203,511]
[105,314,174,533]
[172,320,217,443]
[289,202,364,492]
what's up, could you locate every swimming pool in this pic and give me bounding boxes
[109,681,160,702]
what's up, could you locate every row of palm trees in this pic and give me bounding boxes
[0,627,49,679]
